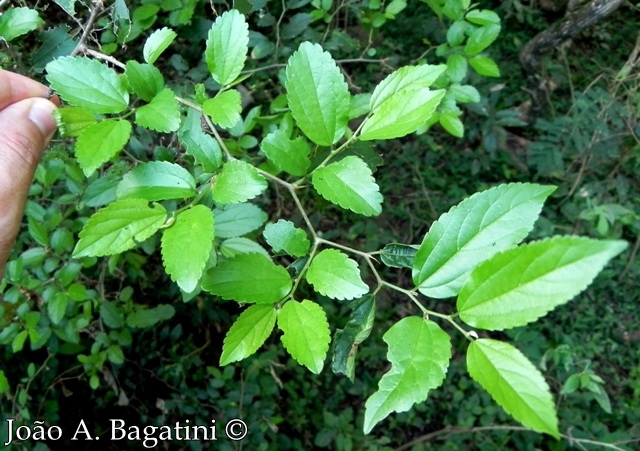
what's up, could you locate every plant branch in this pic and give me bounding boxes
[71,0,105,57]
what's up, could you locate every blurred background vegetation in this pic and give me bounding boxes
[0,0,638,449]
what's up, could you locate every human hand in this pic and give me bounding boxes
[0,69,59,278]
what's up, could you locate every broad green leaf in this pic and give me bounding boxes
[469,55,500,77]
[449,84,481,103]
[127,305,175,328]
[0,370,9,394]
[439,112,464,137]
[263,220,310,257]
[465,9,500,26]
[179,109,223,172]
[446,20,466,47]
[0,7,43,42]
[116,161,196,201]
[312,156,382,216]
[53,107,96,138]
[75,119,132,177]
[214,203,268,238]
[73,199,167,258]
[219,237,270,259]
[82,174,118,208]
[370,64,446,112]
[380,243,418,269]
[31,25,77,73]
[211,160,267,204]
[464,24,501,56]
[47,292,68,325]
[206,9,249,85]
[202,90,242,129]
[161,205,215,292]
[446,53,468,83]
[46,56,129,114]
[413,183,556,298]
[143,27,177,64]
[124,61,164,102]
[220,305,277,365]
[359,88,446,141]
[52,0,77,16]
[285,42,350,146]
[467,339,559,438]
[364,317,451,433]
[261,129,311,176]
[278,300,330,374]
[306,249,368,301]
[331,295,376,381]
[201,253,291,303]
[100,301,124,328]
[135,88,181,132]
[458,237,628,330]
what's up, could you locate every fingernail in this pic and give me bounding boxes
[28,99,58,137]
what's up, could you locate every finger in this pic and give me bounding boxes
[0,97,58,278]
[0,69,55,111]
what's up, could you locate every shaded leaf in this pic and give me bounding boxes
[306,249,368,301]
[211,160,268,204]
[263,219,310,257]
[127,305,175,328]
[380,243,418,269]
[0,7,43,41]
[464,24,501,56]
[214,203,268,238]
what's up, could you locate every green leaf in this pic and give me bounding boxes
[364,317,451,433]
[220,305,277,365]
[124,61,164,102]
[202,90,242,129]
[127,305,175,328]
[75,119,132,177]
[211,160,267,204]
[135,88,181,132]
[449,84,481,103]
[331,295,376,381]
[465,9,500,26]
[380,243,418,269]
[201,253,291,303]
[312,156,382,216]
[52,0,77,16]
[263,220,310,257]
[0,7,43,41]
[278,300,330,374]
[161,205,215,293]
[458,237,628,330]
[143,27,177,64]
[206,9,249,85]
[359,88,446,141]
[413,183,556,298]
[73,199,167,258]
[47,292,68,325]
[179,110,223,172]
[100,301,124,328]
[439,112,464,137]
[306,249,368,301]
[467,339,559,438]
[469,55,500,77]
[446,20,466,47]
[116,161,196,201]
[446,53,468,83]
[0,370,9,394]
[31,25,77,73]
[464,24,501,56]
[261,129,311,176]
[285,42,350,146]
[46,56,129,114]
[214,203,268,238]
[370,64,446,112]
[54,107,96,138]
[219,237,270,259]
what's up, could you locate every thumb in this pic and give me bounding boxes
[0,98,58,278]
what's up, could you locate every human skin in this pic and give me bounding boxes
[0,69,59,278]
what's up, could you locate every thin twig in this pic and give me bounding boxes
[71,0,105,56]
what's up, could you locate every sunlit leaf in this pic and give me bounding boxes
[261,129,311,176]
[220,305,277,365]
[75,119,132,177]
[370,64,446,112]
[306,249,368,301]
[206,10,249,85]
[211,160,267,204]
[263,220,310,257]
[143,27,177,64]
[116,161,196,201]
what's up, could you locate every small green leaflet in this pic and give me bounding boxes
[439,112,464,137]
[331,295,376,381]
[211,160,267,204]
[214,203,268,238]
[127,305,175,328]
[100,301,124,328]
[135,88,181,132]
[413,183,556,299]
[202,90,242,129]
[263,220,310,257]
[0,370,9,394]
[116,161,196,201]
[0,7,43,41]
[220,305,277,365]
[359,88,446,141]
[73,199,167,258]
[179,109,222,172]
[446,54,468,83]
[161,205,214,293]
[369,64,447,112]
[46,57,129,114]
[449,84,481,104]
[465,9,500,26]
[278,300,330,374]
[305,249,368,301]
[312,156,382,217]
[143,27,177,64]
[446,20,466,47]
[206,9,249,85]
[54,107,96,138]
[285,42,350,146]
[219,237,270,259]
[261,129,311,176]
[47,292,68,325]
[469,55,500,77]
[464,24,501,56]
[457,236,627,330]
[364,317,451,433]
[124,61,164,102]
[75,119,132,177]
[201,253,291,303]
[467,339,559,438]
[380,243,418,269]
